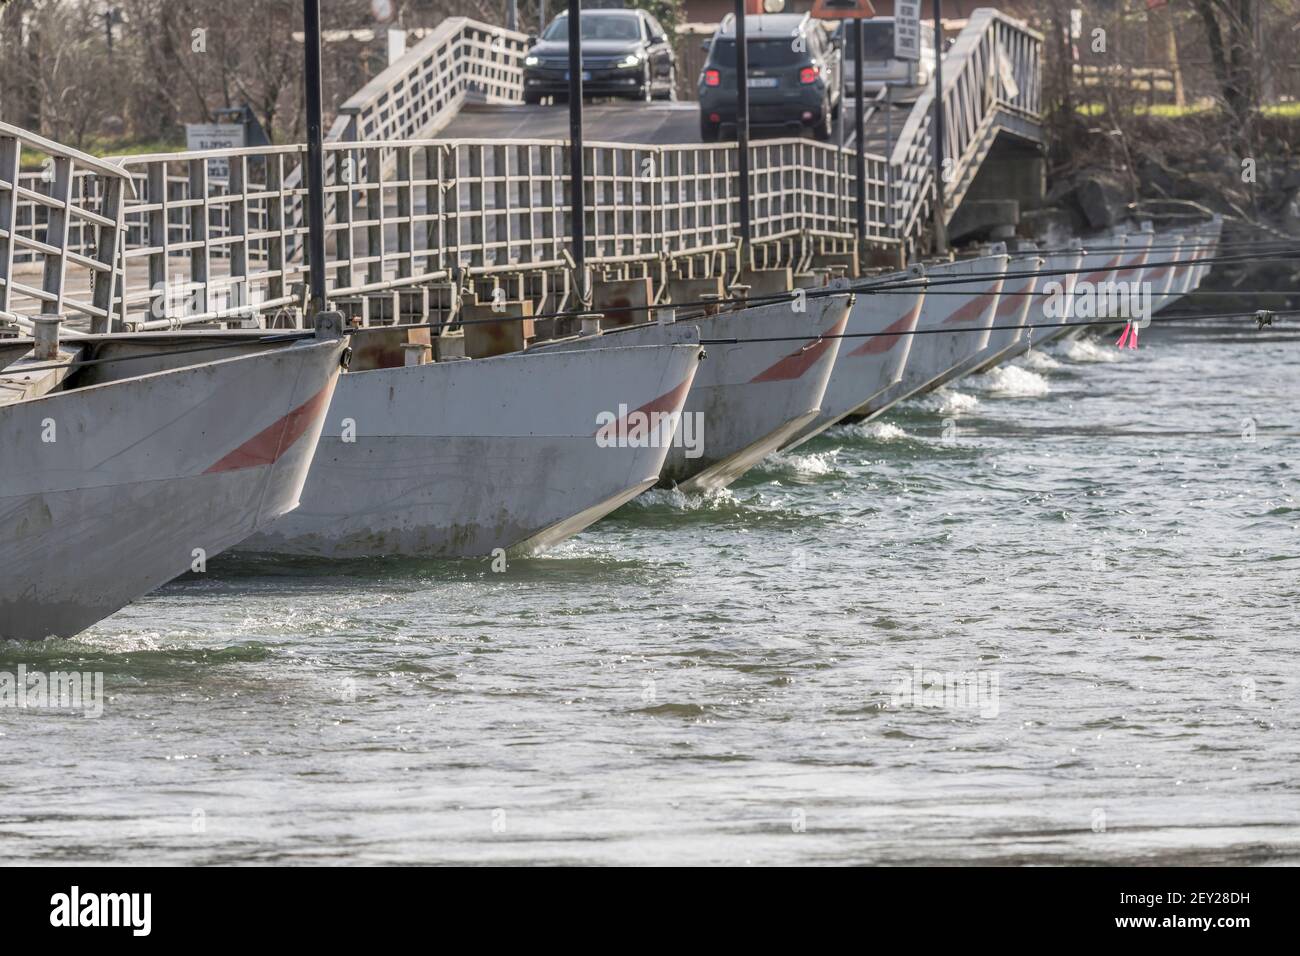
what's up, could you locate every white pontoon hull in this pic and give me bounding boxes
[0,337,346,640]
[849,253,1009,420]
[534,296,851,491]
[243,342,703,558]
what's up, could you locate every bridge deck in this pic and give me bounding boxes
[438,98,916,153]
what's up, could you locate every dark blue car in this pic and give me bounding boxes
[697,13,842,142]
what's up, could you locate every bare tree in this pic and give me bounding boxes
[1191,0,1260,141]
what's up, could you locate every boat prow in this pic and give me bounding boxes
[534,294,853,491]
[847,251,1009,421]
[783,268,925,450]
[0,333,348,640]
[241,339,704,559]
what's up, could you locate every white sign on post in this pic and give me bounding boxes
[387,28,407,65]
[185,123,245,182]
[894,1,922,62]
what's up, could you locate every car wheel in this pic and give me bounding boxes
[699,117,720,142]
[653,67,678,101]
[813,100,833,141]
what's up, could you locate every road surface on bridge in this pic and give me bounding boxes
[439,99,914,153]
[442,102,701,145]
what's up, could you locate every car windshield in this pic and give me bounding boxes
[710,38,810,69]
[543,13,641,42]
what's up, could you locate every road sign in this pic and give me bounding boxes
[894,1,921,61]
[185,123,244,181]
[810,0,875,21]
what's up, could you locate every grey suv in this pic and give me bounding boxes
[697,13,841,142]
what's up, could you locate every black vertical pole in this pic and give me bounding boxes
[734,0,751,259]
[567,0,587,302]
[303,0,328,316]
[931,0,948,253]
[853,17,866,250]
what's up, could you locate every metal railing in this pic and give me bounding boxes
[329,17,529,142]
[1,9,1040,329]
[0,121,134,335]
[890,9,1043,250]
[2,133,888,329]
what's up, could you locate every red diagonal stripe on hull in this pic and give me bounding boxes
[593,376,693,437]
[995,282,1032,318]
[1079,255,1121,286]
[204,385,331,474]
[849,301,922,356]
[749,311,848,383]
[1115,251,1148,280]
[941,283,1002,325]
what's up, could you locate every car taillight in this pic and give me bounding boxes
[705,69,721,87]
[799,66,819,85]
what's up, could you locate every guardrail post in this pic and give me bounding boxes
[425,145,445,275]
[930,0,948,254]
[334,147,355,293]
[40,155,73,316]
[303,0,330,316]
[146,161,169,323]
[395,147,413,279]
[226,156,249,322]
[734,0,751,261]
[885,84,894,237]
[187,157,210,319]
[365,146,384,286]
[266,154,287,307]
[0,134,19,315]
[90,174,125,333]
[853,17,866,259]
[566,0,588,305]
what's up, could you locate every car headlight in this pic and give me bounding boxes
[524,55,540,66]
[618,53,642,68]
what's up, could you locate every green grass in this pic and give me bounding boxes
[1076,101,1213,118]
[19,136,185,170]
[1262,101,1300,118]
[1077,99,1299,119]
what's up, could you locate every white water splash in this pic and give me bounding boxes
[981,365,1051,397]
[69,631,166,653]
[841,420,909,442]
[924,388,980,416]
[1064,337,1120,363]
[761,450,840,477]
[631,486,737,511]
[1019,348,1060,371]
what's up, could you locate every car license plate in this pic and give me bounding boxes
[747,77,778,88]
[564,71,593,81]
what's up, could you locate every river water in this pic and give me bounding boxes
[3,319,1298,865]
